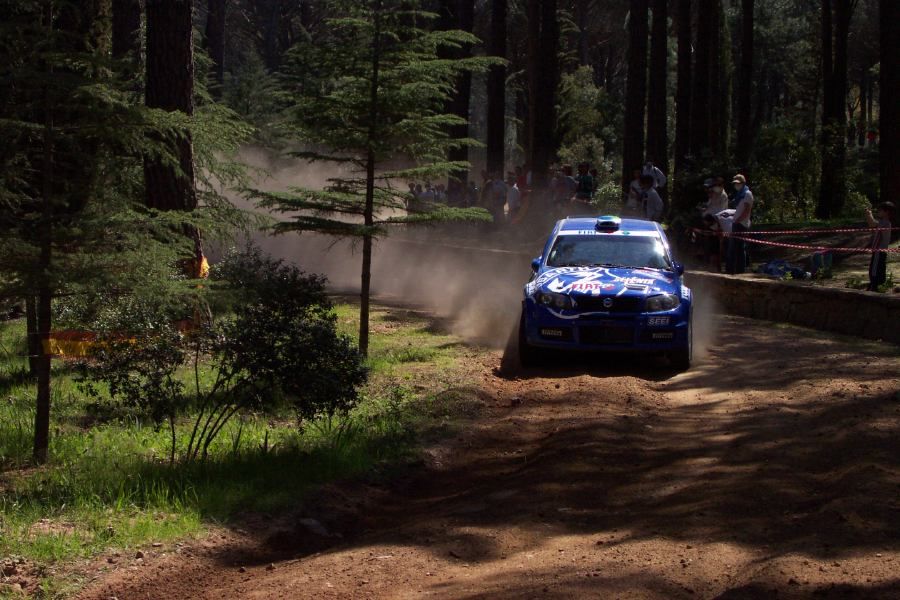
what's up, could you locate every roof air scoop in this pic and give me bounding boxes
[595,215,621,232]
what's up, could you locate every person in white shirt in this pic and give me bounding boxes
[702,177,729,216]
[625,168,642,216]
[727,173,754,274]
[642,162,667,189]
[505,174,521,222]
[639,175,664,222]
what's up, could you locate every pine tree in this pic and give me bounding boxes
[252,0,495,356]
[673,0,692,191]
[735,0,755,166]
[646,0,668,202]
[486,0,507,178]
[881,0,899,203]
[622,0,648,193]
[0,0,250,463]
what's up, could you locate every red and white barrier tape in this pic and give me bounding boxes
[730,226,899,235]
[691,226,899,253]
[718,233,899,254]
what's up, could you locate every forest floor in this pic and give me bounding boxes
[75,312,900,600]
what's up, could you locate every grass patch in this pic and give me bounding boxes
[0,301,486,595]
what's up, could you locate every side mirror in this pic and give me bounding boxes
[673,261,685,276]
[531,258,541,273]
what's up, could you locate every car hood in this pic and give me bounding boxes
[527,266,679,297]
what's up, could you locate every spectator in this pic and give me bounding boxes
[642,161,667,189]
[466,181,479,207]
[640,175,663,222]
[590,168,600,194]
[506,173,521,222]
[703,177,729,216]
[574,162,594,204]
[865,201,895,291]
[625,168,642,216]
[489,172,507,226]
[726,173,754,274]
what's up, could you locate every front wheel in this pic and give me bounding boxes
[518,315,541,368]
[669,319,693,371]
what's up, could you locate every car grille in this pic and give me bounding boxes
[579,324,635,345]
[639,329,676,343]
[539,327,574,341]
[574,295,643,313]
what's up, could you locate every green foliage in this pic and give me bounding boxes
[253,0,498,237]
[222,49,284,146]
[0,303,482,579]
[212,246,369,421]
[76,246,368,464]
[557,66,621,170]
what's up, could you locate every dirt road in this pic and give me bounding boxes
[79,314,899,600]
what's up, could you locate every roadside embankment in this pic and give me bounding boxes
[686,271,900,344]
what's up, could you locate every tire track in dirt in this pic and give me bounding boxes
[78,315,900,600]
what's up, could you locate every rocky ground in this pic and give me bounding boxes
[74,314,900,600]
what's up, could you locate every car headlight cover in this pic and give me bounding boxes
[536,291,574,310]
[645,293,680,312]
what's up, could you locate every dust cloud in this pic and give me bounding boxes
[224,147,718,354]
[222,147,533,349]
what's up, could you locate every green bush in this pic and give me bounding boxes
[78,246,368,463]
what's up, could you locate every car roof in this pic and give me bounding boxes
[557,216,662,234]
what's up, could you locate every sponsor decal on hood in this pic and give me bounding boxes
[527,266,676,297]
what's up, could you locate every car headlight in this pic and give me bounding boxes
[536,291,575,310]
[645,293,680,312]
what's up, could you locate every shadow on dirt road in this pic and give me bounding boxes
[80,314,900,600]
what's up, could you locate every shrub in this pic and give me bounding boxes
[80,246,368,463]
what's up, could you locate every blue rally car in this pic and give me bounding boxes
[519,215,692,370]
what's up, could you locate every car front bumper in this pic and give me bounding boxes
[522,300,690,352]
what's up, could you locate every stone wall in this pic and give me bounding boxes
[685,272,900,345]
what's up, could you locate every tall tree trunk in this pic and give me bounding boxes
[532,0,559,187]
[717,0,732,155]
[690,0,712,157]
[830,0,850,214]
[707,0,722,151]
[112,0,142,59]
[856,71,866,147]
[263,0,281,71]
[145,0,197,214]
[526,0,540,169]
[817,0,834,219]
[34,105,54,465]
[622,0,649,194]
[881,0,899,205]
[674,0,692,181]
[646,0,668,199]
[576,0,589,66]
[817,0,852,218]
[735,0,754,165]
[486,0,507,178]
[360,4,383,358]
[446,0,475,188]
[204,0,227,90]
[25,297,40,378]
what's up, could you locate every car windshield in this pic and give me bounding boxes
[546,235,672,269]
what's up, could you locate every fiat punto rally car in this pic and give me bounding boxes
[519,216,692,370]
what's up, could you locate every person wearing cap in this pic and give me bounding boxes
[865,201,895,291]
[726,173,754,274]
